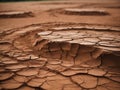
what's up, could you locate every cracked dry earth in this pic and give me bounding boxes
[0,0,120,90]
[0,23,120,90]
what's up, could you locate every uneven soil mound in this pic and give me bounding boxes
[0,23,120,90]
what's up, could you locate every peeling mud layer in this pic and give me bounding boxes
[63,8,110,16]
[0,11,34,18]
[0,0,120,90]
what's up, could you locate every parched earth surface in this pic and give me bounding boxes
[0,0,120,90]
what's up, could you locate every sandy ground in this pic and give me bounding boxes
[0,0,120,90]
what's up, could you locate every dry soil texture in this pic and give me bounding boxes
[0,0,120,90]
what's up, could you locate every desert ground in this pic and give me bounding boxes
[0,0,120,90]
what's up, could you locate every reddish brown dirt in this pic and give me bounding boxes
[0,0,120,90]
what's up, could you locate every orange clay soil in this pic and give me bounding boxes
[0,0,120,90]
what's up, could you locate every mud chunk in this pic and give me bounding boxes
[71,75,97,89]
[6,64,27,70]
[61,69,87,76]
[88,68,107,76]
[98,78,111,85]
[13,75,28,83]
[46,64,66,72]
[17,68,39,76]
[41,75,71,90]
[27,78,45,87]
[0,72,14,81]
[37,69,56,78]
[1,79,23,89]
[27,60,46,68]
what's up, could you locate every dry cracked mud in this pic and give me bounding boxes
[0,0,120,90]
